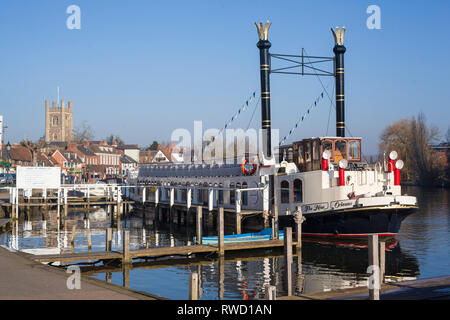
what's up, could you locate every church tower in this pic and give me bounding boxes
[45,99,74,143]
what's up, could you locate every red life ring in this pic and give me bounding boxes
[241,159,257,176]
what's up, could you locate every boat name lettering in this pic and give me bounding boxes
[331,200,356,210]
[302,202,329,213]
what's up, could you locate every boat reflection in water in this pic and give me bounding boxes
[0,208,419,300]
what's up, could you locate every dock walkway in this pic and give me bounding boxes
[0,246,160,300]
[31,239,289,263]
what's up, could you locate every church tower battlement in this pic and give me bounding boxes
[45,99,74,143]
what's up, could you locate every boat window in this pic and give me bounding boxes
[349,141,360,160]
[335,140,347,163]
[323,140,333,157]
[298,144,304,164]
[242,182,248,206]
[305,143,311,162]
[230,183,235,204]
[293,179,303,203]
[280,180,290,204]
[218,183,224,204]
[313,141,320,161]
[288,148,294,162]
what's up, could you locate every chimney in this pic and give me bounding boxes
[332,27,346,137]
[255,21,273,160]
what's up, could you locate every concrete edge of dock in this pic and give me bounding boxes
[0,246,166,300]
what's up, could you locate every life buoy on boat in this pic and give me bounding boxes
[241,159,257,176]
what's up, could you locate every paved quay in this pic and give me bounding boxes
[0,246,160,300]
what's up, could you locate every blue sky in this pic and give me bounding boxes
[0,0,449,155]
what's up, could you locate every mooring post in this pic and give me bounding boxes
[116,187,122,217]
[63,187,68,212]
[170,188,174,208]
[71,225,76,246]
[208,189,214,212]
[294,206,303,250]
[196,206,202,245]
[236,212,242,235]
[368,234,380,300]
[187,188,191,210]
[16,187,19,220]
[122,263,130,288]
[123,229,131,264]
[106,227,112,251]
[218,256,225,300]
[57,187,61,218]
[189,272,199,300]
[218,207,225,256]
[235,190,241,214]
[265,285,277,300]
[379,241,386,285]
[284,227,293,296]
[87,227,92,251]
[273,203,279,239]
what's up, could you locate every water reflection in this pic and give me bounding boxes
[0,186,447,299]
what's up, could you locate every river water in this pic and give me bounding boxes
[1,186,448,299]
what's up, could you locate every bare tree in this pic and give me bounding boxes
[20,139,38,166]
[379,112,442,186]
[74,121,94,143]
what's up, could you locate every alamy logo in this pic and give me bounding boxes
[366,5,381,30]
[66,265,81,290]
[66,5,81,30]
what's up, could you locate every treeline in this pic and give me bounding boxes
[378,112,449,187]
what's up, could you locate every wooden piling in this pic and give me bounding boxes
[236,213,242,235]
[87,228,92,251]
[380,241,386,285]
[284,227,293,296]
[71,225,76,246]
[106,228,112,252]
[123,229,131,264]
[196,206,202,245]
[218,256,224,300]
[218,207,224,257]
[295,206,303,250]
[270,207,278,240]
[123,263,130,288]
[368,234,380,300]
[189,272,199,300]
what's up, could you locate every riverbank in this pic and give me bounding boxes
[0,246,161,300]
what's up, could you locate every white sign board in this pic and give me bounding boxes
[17,166,61,189]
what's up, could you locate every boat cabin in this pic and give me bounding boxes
[279,137,361,172]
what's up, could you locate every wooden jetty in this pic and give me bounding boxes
[31,239,292,263]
